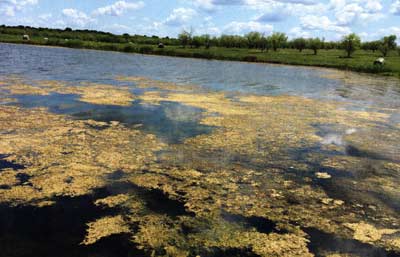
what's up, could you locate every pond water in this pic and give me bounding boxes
[0,43,400,257]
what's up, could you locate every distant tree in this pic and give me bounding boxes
[292,38,306,52]
[269,32,287,51]
[246,31,262,49]
[379,35,397,57]
[341,33,361,58]
[178,30,191,48]
[65,27,72,32]
[259,35,271,52]
[362,41,379,52]
[199,34,211,49]
[192,36,203,48]
[307,38,323,55]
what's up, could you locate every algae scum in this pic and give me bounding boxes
[1,46,400,257]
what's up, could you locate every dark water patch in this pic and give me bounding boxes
[305,227,400,257]
[194,247,260,257]
[221,211,282,234]
[0,192,145,257]
[0,155,24,171]
[98,181,193,217]
[15,173,32,185]
[106,170,127,180]
[10,93,214,143]
[346,145,398,163]
[135,185,192,217]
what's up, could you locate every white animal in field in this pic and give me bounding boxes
[374,57,385,65]
[22,34,30,41]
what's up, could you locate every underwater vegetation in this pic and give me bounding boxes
[0,74,399,257]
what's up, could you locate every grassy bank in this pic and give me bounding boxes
[1,34,400,76]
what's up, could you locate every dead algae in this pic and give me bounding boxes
[1,78,136,106]
[0,76,399,256]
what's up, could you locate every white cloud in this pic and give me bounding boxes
[0,0,38,17]
[62,8,95,27]
[93,1,144,16]
[300,15,351,34]
[193,0,217,12]
[163,8,197,26]
[255,8,288,22]
[391,0,400,15]
[223,21,273,35]
[331,0,384,26]
[361,26,400,43]
[289,27,311,38]
[192,0,320,13]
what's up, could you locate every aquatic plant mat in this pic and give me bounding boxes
[0,74,399,257]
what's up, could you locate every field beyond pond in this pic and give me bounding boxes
[1,33,400,77]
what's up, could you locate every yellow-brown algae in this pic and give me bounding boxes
[5,83,50,95]
[116,76,199,92]
[0,105,164,205]
[95,194,130,208]
[345,222,398,243]
[74,83,136,106]
[82,215,130,245]
[0,169,18,187]
[1,76,400,255]
[4,79,136,106]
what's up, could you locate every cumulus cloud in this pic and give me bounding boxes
[192,0,318,12]
[289,26,311,38]
[330,0,384,26]
[300,15,351,34]
[62,8,95,27]
[223,21,273,35]
[0,0,38,17]
[163,8,197,26]
[255,9,288,22]
[93,1,144,16]
[391,0,400,15]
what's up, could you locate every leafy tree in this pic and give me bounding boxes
[292,38,306,52]
[178,30,191,48]
[341,33,361,58]
[379,35,397,57]
[259,35,271,52]
[192,36,203,48]
[324,41,338,50]
[362,41,379,52]
[307,38,323,55]
[199,34,211,49]
[246,31,262,49]
[269,32,287,51]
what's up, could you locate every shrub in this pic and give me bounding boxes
[64,39,84,48]
[123,45,136,52]
[138,46,153,54]
[242,55,257,62]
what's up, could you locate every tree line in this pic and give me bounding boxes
[178,30,399,58]
[1,25,398,58]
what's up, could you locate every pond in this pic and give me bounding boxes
[0,43,399,257]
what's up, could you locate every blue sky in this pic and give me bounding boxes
[1,0,400,41]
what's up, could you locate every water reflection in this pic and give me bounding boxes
[11,93,213,144]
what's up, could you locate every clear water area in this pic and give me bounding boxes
[1,43,400,257]
[2,43,400,108]
[11,93,213,144]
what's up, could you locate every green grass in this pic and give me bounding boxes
[1,34,399,77]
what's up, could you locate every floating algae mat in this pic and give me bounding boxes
[1,46,400,257]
